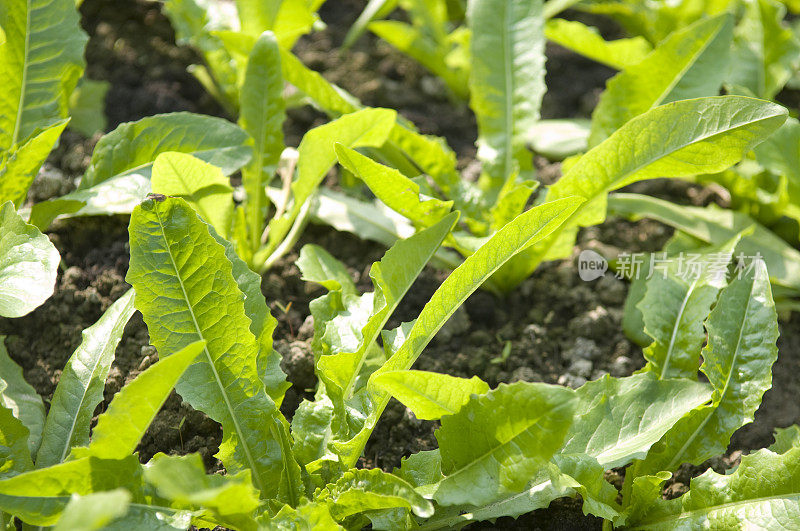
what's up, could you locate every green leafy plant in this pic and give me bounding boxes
[2,195,793,530]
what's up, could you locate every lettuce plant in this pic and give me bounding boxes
[1,194,794,529]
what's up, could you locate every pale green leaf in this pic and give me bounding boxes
[265,108,396,255]
[144,452,260,531]
[271,501,343,530]
[79,112,251,190]
[728,0,800,99]
[636,259,778,474]
[74,341,203,460]
[628,447,800,529]
[67,79,109,137]
[468,0,544,187]
[151,152,234,238]
[52,489,130,531]
[35,289,136,467]
[608,193,800,294]
[0,0,87,150]
[544,19,651,70]
[297,244,357,296]
[371,370,489,420]
[0,201,60,317]
[560,372,712,468]
[0,338,45,456]
[335,144,453,228]
[126,197,299,503]
[638,236,741,380]
[532,97,788,274]
[0,455,141,526]
[317,468,434,520]
[0,401,33,478]
[0,120,68,207]
[590,14,733,146]
[433,382,576,506]
[771,425,800,454]
[239,30,285,251]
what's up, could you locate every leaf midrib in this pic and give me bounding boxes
[665,274,756,470]
[153,207,265,493]
[11,0,33,147]
[659,276,700,379]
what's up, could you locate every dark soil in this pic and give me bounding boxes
[3,1,799,530]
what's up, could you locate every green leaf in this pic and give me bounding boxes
[315,214,458,462]
[343,0,396,48]
[544,19,651,70]
[608,193,800,294]
[35,289,136,468]
[371,370,489,420]
[373,197,583,378]
[52,489,131,531]
[628,447,800,529]
[561,372,712,469]
[0,120,68,207]
[771,425,800,454]
[144,452,260,531]
[271,501,343,530]
[264,108,396,257]
[0,201,60,317]
[239,31,285,252]
[31,113,252,226]
[0,455,141,526]
[74,341,203,460]
[316,468,434,520]
[67,79,109,137]
[0,338,45,456]
[590,14,733,145]
[0,399,33,478]
[126,197,300,503]
[638,235,741,380]
[278,48,359,117]
[297,244,357,296]
[433,382,575,506]
[635,259,779,475]
[369,21,468,99]
[207,223,288,403]
[335,144,453,228]
[80,112,251,190]
[532,97,788,274]
[0,0,87,151]
[151,152,234,238]
[728,0,800,99]
[467,0,545,188]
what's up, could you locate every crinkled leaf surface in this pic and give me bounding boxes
[638,236,740,379]
[628,447,800,529]
[432,382,575,507]
[0,201,60,317]
[36,289,136,468]
[0,0,87,151]
[0,399,33,479]
[590,14,733,145]
[126,197,299,502]
[560,372,712,469]
[635,259,778,475]
[317,468,434,520]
